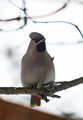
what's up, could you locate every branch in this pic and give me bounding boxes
[0,77,83,102]
[54,76,83,92]
[0,0,69,22]
[37,57,54,89]
[0,0,83,39]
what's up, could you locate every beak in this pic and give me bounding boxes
[35,43,38,49]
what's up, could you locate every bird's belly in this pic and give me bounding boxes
[21,64,55,87]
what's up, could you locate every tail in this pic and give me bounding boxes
[30,95,41,107]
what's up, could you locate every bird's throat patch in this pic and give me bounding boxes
[36,42,46,52]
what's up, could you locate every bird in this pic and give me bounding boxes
[21,32,55,107]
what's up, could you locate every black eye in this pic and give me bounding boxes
[33,39,40,43]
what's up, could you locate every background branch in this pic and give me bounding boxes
[0,0,83,39]
[0,0,69,22]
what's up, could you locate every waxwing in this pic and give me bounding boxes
[21,32,55,107]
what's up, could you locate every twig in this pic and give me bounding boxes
[27,0,70,18]
[0,1,68,22]
[37,57,54,89]
[75,0,83,4]
[0,0,69,21]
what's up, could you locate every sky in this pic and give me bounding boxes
[0,0,83,119]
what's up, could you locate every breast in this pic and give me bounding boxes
[21,52,55,87]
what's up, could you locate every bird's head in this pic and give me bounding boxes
[29,32,46,52]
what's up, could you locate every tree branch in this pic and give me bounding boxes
[0,0,69,22]
[0,77,83,102]
[54,76,83,92]
[37,57,54,89]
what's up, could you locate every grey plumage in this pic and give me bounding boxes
[21,32,55,106]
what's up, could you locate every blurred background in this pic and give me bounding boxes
[0,0,83,119]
